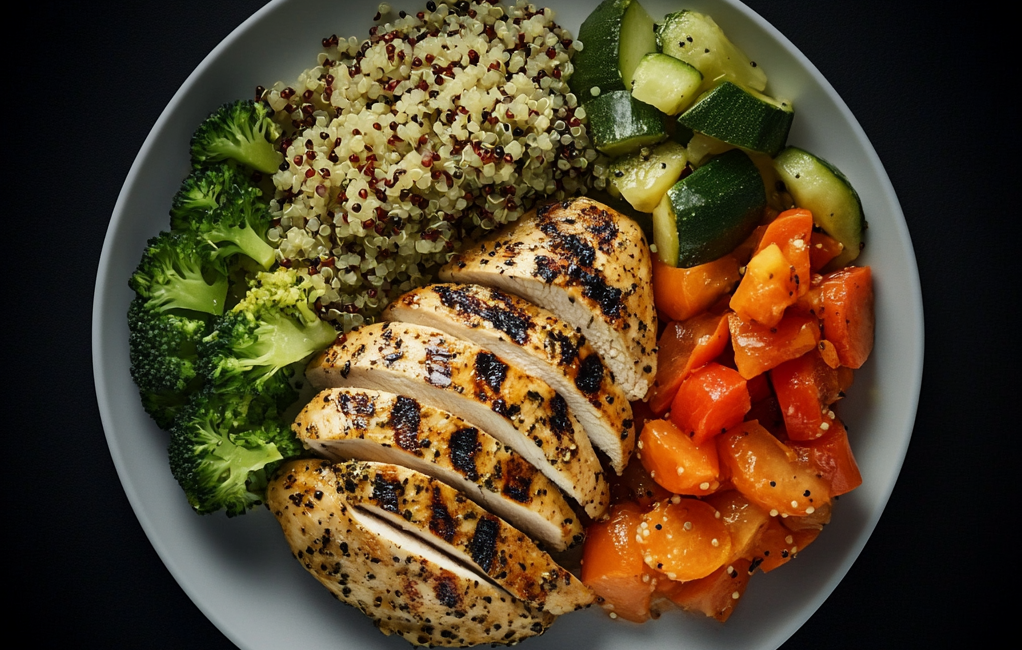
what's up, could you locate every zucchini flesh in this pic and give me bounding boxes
[630,53,703,116]
[774,147,865,267]
[655,11,767,93]
[570,0,657,102]
[586,90,667,157]
[653,149,766,268]
[679,81,794,156]
[608,141,689,212]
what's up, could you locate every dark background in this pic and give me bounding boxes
[16,0,1009,646]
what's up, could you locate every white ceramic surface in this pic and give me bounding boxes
[92,1,923,648]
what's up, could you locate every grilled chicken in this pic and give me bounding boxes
[384,283,635,474]
[306,322,611,518]
[439,197,657,401]
[267,459,555,646]
[337,460,594,615]
[293,387,584,550]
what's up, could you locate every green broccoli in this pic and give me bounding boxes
[127,297,210,429]
[190,100,283,175]
[169,161,252,230]
[199,267,337,396]
[172,178,276,271]
[129,231,229,316]
[168,387,303,516]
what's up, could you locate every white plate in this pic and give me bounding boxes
[92,1,923,648]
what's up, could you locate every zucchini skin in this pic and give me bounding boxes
[569,0,630,101]
[662,149,766,268]
[586,90,668,157]
[774,147,865,268]
[679,82,794,156]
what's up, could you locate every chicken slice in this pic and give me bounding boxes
[336,460,594,615]
[267,459,555,647]
[439,197,657,401]
[384,283,635,474]
[305,322,610,518]
[293,387,584,551]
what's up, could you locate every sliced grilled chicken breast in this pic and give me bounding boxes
[268,459,554,647]
[384,283,635,474]
[337,460,594,615]
[293,387,584,550]
[439,197,657,401]
[306,322,611,518]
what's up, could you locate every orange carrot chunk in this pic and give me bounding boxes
[704,490,771,563]
[790,416,863,496]
[729,311,821,379]
[755,208,813,297]
[770,348,846,441]
[729,243,798,327]
[717,421,831,517]
[653,254,741,323]
[581,501,657,623]
[748,517,821,573]
[663,558,753,622]
[809,231,843,272]
[669,362,751,445]
[638,498,732,582]
[647,312,731,415]
[819,266,874,368]
[638,419,721,496]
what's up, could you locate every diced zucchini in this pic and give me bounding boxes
[655,11,767,93]
[686,132,733,166]
[570,0,657,102]
[608,141,689,213]
[586,90,667,157]
[653,149,766,268]
[774,147,866,267]
[679,81,793,156]
[630,53,703,115]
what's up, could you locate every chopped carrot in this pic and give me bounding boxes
[818,340,841,368]
[809,231,843,271]
[730,224,767,266]
[669,362,750,445]
[638,419,721,496]
[653,254,740,323]
[646,312,730,415]
[581,501,658,623]
[717,421,830,517]
[729,311,821,379]
[770,349,845,441]
[639,498,732,582]
[703,490,771,563]
[819,266,874,368]
[729,243,798,327]
[790,416,863,496]
[661,558,753,622]
[748,517,820,573]
[755,208,813,297]
[781,501,833,532]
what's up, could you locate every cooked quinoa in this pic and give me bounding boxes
[260,0,607,331]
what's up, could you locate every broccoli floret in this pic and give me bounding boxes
[173,179,276,271]
[168,387,303,516]
[199,268,337,396]
[190,100,283,175]
[169,162,255,230]
[129,231,229,316]
[127,297,210,429]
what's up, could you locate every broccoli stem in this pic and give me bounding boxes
[148,274,228,315]
[207,224,276,270]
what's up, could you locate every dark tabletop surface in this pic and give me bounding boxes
[16,0,1009,646]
